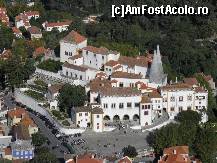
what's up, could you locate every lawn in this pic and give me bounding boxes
[25,90,45,102]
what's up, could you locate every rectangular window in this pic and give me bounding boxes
[79,113,82,116]
[97,115,100,118]
[144,111,148,115]
[135,103,140,108]
[170,107,175,111]
[85,113,88,116]
[142,105,145,109]
[179,96,183,101]
[97,123,99,125]
[97,126,99,129]
[119,103,124,109]
[119,83,124,87]
[127,103,132,108]
[170,96,175,102]
[80,75,82,80]
[148,105,151,109]
[179,107,183,112]
[102,56,104,60]
[187,95,192,101]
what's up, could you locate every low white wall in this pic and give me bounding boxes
[14,89,85,135]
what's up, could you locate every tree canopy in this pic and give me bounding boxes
[58,84,87,113]
[122,145,138,158]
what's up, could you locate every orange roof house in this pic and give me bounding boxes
[158,146,201,163]
[62,30,87,44]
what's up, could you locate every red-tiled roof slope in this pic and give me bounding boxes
[62,30,86,44]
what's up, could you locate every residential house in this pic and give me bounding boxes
[0,49,12,60]
[11,140,34,160]
[60,30,87,63]
[1,147,12,160]
[117,156,132,163]
[110,71,149,88]
[42,20,72,32]
[82,46,120,70]
[47,84,63,110]
[12,27,22,38]
[65,152,106,163]
[19,116,38,136]
[71,106,104,132]
[158,146,201,163]
[7,108,27,126]
[27,26,42,39]
[161,83,208,119]
[62,62,97,85]
[15,11,39,29]
[0,8,9,26]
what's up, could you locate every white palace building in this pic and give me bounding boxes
[45,30,209,132]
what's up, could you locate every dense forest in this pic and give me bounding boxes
[40,0,217,81]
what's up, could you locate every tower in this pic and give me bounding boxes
[149,45,167,85]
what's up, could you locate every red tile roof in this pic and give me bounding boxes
[83,46,108,55]
[62,30,86,44]
[183,78,198,86]
[4,147,12,155]
[194,87,207,93]
[105,60,119,67]
[148,91,162,98]
[24,11,39,17]
[111,71,142,79]
[163,146,189,155]
[33,47,47,58]
[19,115,37,127]
[159,154,191,163]
[161,83,192,91]
[118,156,132,163]
[45,20,72,27]
[27,26,41,34]
[77,158,104,163]
[119,56,149,68]
[8,108,27,119]
[63,62,88,72]
[12,27,22,34]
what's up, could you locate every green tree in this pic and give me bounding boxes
[30,147,59,163]
[32,132,47,146]
[194,127,217,163]
[122,145,138,158]
[58,84,87,113]
[0,23,13,51]
[175,110,201,125]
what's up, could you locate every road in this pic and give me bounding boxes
[3,92,16,109]
[29,112,69,158]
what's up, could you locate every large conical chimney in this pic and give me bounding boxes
[149,45,166,85]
